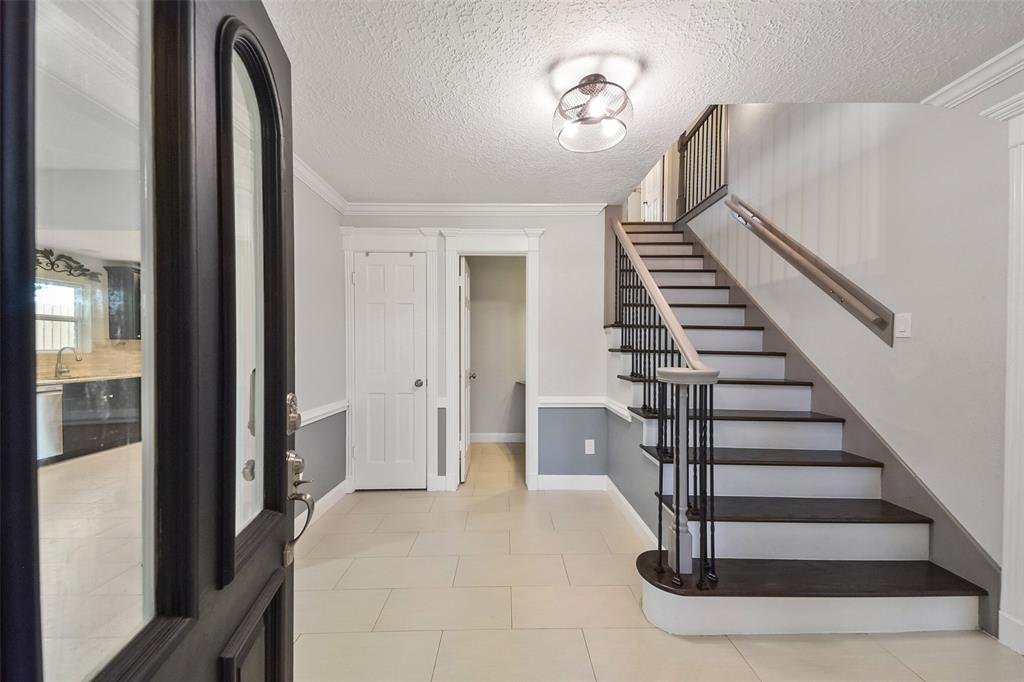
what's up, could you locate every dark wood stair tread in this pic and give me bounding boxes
[614,284,729,288]
[697,349,786,357]
[636,551,985,598]
[648,268,717,273]
[605,323,764,331]
[618,375,810,387]
[622,303,744,309]
[639,445,881,467]
[657,494,932,524]
[702,409,843,422]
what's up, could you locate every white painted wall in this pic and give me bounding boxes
[294,180,346,414]
[341,212,608,399]
[690,103,1009,560]
[467,256,525,439]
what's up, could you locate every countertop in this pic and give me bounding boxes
[37,373,142,387]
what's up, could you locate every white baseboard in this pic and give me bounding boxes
[1001,610,1024,653]
[536,474,608,491]
[294,478,352,536]
[606,476,658,548]
[428,474,456,492]
[470,432,525,443]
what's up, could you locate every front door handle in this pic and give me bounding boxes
[284,450,315,567]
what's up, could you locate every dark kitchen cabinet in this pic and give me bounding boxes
[60,377,141,459]
[104,264,141,340]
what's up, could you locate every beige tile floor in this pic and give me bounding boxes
[37,443,146,682]
[293,442,1024,682]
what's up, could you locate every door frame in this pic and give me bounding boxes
[459,255,470,482]
[443,228,542,490]
[340,228,441,490]
[1,1,297,679]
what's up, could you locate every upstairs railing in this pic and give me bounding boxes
[612,220,719,588]
[677,105,728,224]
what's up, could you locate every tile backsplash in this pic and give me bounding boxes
[35,249,143,382]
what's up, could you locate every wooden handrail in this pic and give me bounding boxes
[725,195,895,346]
[612,220,719,385]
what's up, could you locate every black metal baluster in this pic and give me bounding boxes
[708,384,717,582]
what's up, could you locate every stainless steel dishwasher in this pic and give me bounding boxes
[36,384,63,461]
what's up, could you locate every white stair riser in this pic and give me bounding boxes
[685,328,763,352]
[608,326,763,352]
[701,420,842,450]
[642,586,978,635]
[674,307,745,326]
[629,232,688,243]
[629,382,810,413]
[662,288,730,305]
[643,256,705,270]
[714,383,811,411]
[653,271,717,287]
[634,244,695,256]
[659,463,882,498]
[687,521,929,560]
[702,354,785,380]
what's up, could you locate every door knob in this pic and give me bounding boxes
[414,379,424,388]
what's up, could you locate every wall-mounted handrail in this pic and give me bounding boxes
[724,195,895,346]
[612,220,719,384]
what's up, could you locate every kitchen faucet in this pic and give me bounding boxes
[54,345,83,378]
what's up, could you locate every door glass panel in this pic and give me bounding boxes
[232,51,266,534]
[34,0,154,679]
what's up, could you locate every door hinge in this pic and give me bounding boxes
[351,271,356,285]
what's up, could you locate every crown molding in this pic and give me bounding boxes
[293,155,349,214]
[294,156,605,218]
[981,91,1024,122]
[341,202,606,217]
[923,39,1024,113]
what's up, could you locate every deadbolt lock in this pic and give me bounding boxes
[286,392,302,434]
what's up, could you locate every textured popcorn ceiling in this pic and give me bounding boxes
[264,0,1024,204]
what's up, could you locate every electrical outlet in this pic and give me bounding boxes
[584,439,596,455]
[894,312,912,339]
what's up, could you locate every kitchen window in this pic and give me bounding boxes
[34,280,88,352]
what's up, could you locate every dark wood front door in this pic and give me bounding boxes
[1,1,299,680]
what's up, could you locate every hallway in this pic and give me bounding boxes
[290,444,1024,681]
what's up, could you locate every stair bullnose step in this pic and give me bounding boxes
[638,445,883,468]
[636,551,987,598]
[657,494,932,524]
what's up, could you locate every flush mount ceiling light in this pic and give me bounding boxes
[552,73,633,153]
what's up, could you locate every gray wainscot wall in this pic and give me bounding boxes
[293,410,347,517]
[538,407,609,475]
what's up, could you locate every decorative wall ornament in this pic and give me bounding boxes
[35,249,101,281]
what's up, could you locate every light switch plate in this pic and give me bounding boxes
[584,439,596,455]
[894,312,912,338]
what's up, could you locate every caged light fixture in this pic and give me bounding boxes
[552,73,633,153]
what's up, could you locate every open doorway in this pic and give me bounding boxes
[459,256,527,489]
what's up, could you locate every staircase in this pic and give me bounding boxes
[609,221,986,635]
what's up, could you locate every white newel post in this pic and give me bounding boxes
[1002,113,1024,653]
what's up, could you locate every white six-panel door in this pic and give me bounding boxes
[353,252,428,489]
